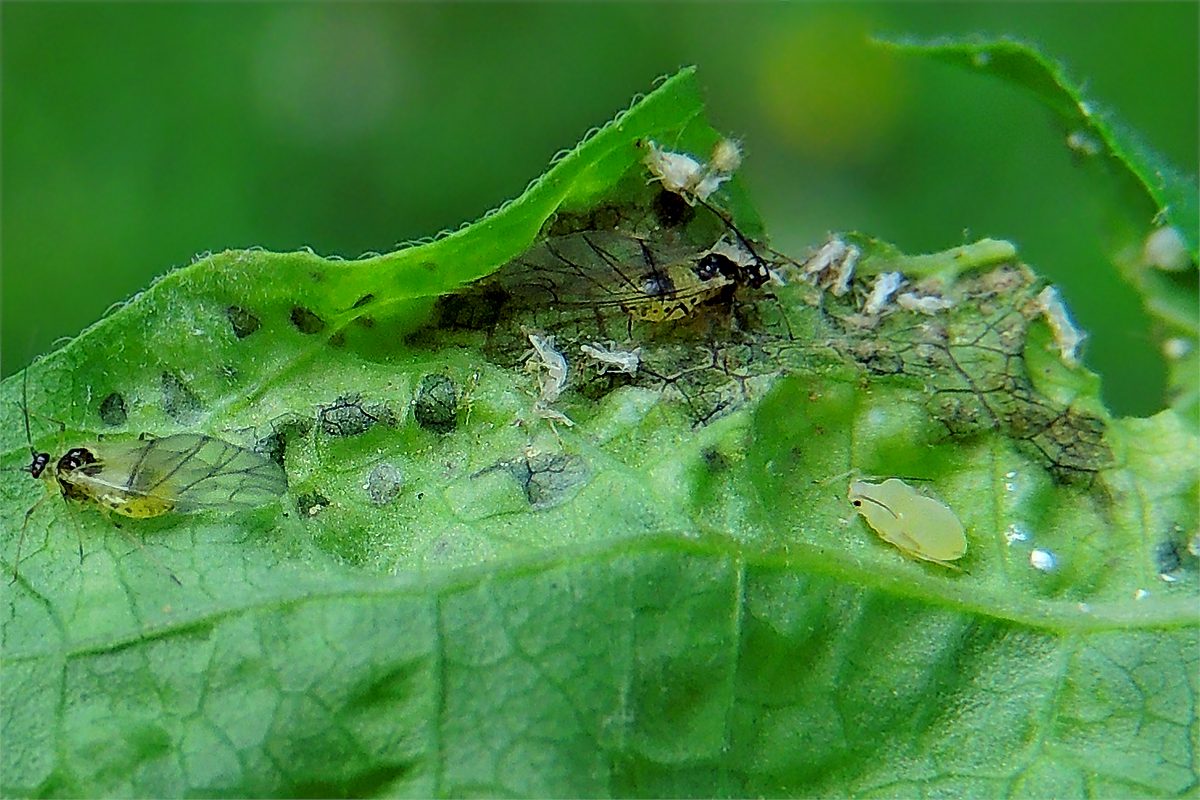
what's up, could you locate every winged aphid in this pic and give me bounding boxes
[12,370,287,580]
[498,225,771,324]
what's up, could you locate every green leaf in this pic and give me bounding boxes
[3,67,1198,799]
[879,35,1200,419]
[878,36,1198,259]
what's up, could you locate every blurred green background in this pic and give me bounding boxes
[2,3,1196,416]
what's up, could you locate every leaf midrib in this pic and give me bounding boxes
[4,534,1196,668]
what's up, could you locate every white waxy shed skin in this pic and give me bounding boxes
[848,478,967,567]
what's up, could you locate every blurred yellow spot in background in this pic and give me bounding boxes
[755,11,906,164]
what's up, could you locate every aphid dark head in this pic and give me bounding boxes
[743,259,772,288]
[28,451,50,479]
[695,252,738,282]
[57,447,97,473]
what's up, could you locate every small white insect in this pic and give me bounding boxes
[801,237,847,281]
[1036,285,1085,367]
[1142,226,1190,272]
[523,327,568,404]
[830,245,860,297]
[847,478,967,568]
[1066,130,1101,156]
[862,272,904,316]
[896,292,954,315]
[642,140,705,196]
[799,236,860,297]
[1133,588,1150,600]
[1162,338,1191,361]
[522,327,574,427]
[709,138,743,174]
[641,137,742,203]
[580,342,641,376]
[1029,548,1057,572]
[532,401,574,428]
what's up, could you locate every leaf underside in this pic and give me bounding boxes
[2,67,1197,798]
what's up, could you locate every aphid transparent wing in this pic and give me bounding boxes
[503,231,731,318]
[76,434,287,512]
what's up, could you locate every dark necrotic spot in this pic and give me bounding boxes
[355,316,376,329]
[435,285,509,330]
[297,491,330,517]
[255,431,287,467]
[702,446,730,473]
[255,414,313,465]
[653,189,695,228]
[319,394,396,437]
[329,331,346,348]
[98,392,128,426]
[366,463,404,505]
[353,294,375,309]
[1154,540,1184,575]
[290,306,327,334]
[413,374,458,433]
[227,305,261,338]
[504,452,589,510]
[161,371,202,424]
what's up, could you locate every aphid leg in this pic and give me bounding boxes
[11,491,53,583]
[461,370,481,429]
[546,418,565,449]
[60,496,88,567]
[814,469,856,487]
[95,506,183,587]
[26,407,69,437]
[117,528,183,587]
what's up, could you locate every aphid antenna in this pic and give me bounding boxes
[819,469,936,487]
[111,524,183,587]
[11,492,53,584]
[21,367,38,459]
[851,492,901,519]
[694,197,768,267]
[813,468,856,487]
[891,473,936,485]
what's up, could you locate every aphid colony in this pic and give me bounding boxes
[641,137,743,204]
[798,235,958,321]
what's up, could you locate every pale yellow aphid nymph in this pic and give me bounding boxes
[16,433,287,579]
[847,478,967,567]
